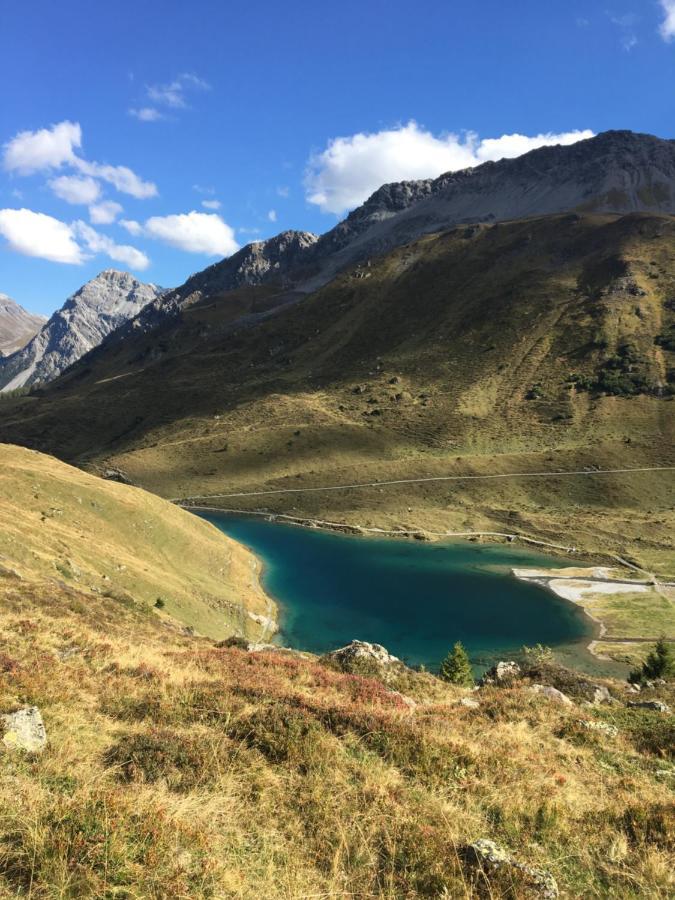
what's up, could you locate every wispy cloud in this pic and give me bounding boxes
[201,199,221,210]
[659,0,675,40]
[129,107,165,122]
[132,73,211,122]
[607,10,639,51]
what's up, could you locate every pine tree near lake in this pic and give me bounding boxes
[439,641,474,686]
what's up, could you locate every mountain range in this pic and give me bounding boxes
[0,295,45,357]
[0,129,673,571]
[0,270,163,392]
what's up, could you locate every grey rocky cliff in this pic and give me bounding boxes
[0,295,46,357]
[0,270,163,391]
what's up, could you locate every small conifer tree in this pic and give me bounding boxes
[439,641,474,686]
[629,636,675,683]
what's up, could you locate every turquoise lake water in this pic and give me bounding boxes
[199,512,596,672]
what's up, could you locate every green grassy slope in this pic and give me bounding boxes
[0,444,272,639]
[0,213,673,571]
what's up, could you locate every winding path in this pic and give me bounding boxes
[172,464,675,502]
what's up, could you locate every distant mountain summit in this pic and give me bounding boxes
[0,295,46,357]
[0,270,164,391]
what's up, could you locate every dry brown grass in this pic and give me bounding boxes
[0,573,673,898]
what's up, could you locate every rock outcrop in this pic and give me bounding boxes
[480,660,522,685]
[467,838,559,899]
[324,640,402,676]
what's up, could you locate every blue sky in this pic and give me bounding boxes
[2,0,675,315]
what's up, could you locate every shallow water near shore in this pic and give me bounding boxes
[200,512,611,673]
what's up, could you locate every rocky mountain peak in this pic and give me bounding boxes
[0,272,163,391]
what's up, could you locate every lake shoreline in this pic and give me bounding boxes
[189,504,642,666]
[192,506,616,674]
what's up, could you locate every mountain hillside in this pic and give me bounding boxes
[0,294,45,356]
[2,212,673,575]
[0,270,164,391]
[0,443,271,638]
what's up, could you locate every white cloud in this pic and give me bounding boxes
[73,221,149,270]
[144,211,239,256]
[267,209,277,222]
[89,200,123,224]
[145,73,210,109]
[474,129,595,162]
[305,122,595,214]
[659,0,675,39]
[74,159,157,199]
[119,218,143,236]
[129,107,164,122]
[276,185,290,198]
[201,199,221,209]
[3,121,81,175]
[0,208,83,264]
[49,174,101,205]
[3,120,158,200]
[0,206,149,269]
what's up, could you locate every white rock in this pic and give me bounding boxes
[2,706,47,753]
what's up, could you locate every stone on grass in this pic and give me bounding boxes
[2,706,47,753]
[480,660,521,685]
[579,720,619,738]
[467,838,558,899]
[627,700,670,713]
[530,684,573,706]
[591,685,613,704]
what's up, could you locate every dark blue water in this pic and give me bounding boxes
[199,512,595,671]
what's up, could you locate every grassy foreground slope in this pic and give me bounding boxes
[0,444,272,640]
[0,553,673,896]
[0,213,673,573]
